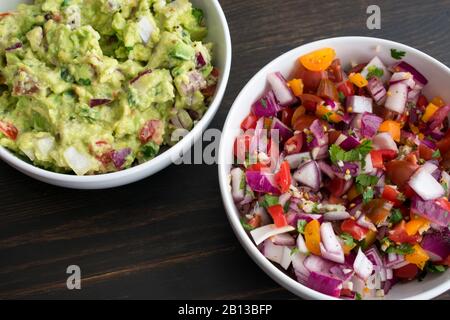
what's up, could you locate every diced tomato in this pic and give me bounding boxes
[385,160,419,189]
[327,59,344,83]
[341,219,369,241]
[394,263,419,280]
[240,114,258,131]
[328,130,342,145]
[364,199,391,225]
[248,215,262,229]
[0,120,18,140]
[295,64,325,92]
[284,134,303,155]
[233,134,252,162]
[443,255,450,267]
[370,150,384,169]
[336,80,355,97]
[298,94,323,112]
[436,197,450,212]
[247,162,268,172]
[292,114,316,131]
[416,95,428,110]
[275,161,292,193]
[328,177,347,197]
[139,120,163,145]
[388,220,419,244]
[328,195,345,204]
[281,108,295,127]
[382,185,404,207]
[291,106,306,127]
[437,129,450,154]
[267,204,288,228]
[419,142,435,161]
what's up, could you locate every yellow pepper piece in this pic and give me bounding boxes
[349,73,368,88]
[405,244,429,270]
[343,242,356,255]
[405,217,429,236]
[364,230,377,248]
[431,96,446,108]
[304,220,321,256]
[287,79,304,97]
[422,103,439,122]
[316,104,342,123]
[379,120,401,142]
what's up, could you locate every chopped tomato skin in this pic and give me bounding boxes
[0,121,18,140]
[275,161,292,193]
[341,219,369,241]
[267,205,288,228]
[388,221,419,244]
[240,114,258,131]
[284,134,303,155]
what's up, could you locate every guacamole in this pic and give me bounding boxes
[0,0,218,175]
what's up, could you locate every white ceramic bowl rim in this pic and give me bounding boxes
[219,36,450,300]
[0,0,232,187]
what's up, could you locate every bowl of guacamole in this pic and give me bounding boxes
[0,0,231,188]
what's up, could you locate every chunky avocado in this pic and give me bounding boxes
[0,0,217,175]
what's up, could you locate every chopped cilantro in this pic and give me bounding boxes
[432,149,441,159]
[60,69,74,83]
[306,134,314,143]
[427,263,446,273]
[391,49,406,60]
[386,243,415,255]
[329,140,373,165]
[78,78,92,86]
[62,0,70,7]
[362,188,374,203]
[239,173,246,190]
[240,218,254,231]
[355,292,362,300]
[297,219,307,234]
[290,247,300,256]
[192,8,204,25]
[340,233,355,247]
[141,141,160,160]
[260,98,268,109]
[338,91,345,104]
[389,208,403,224]
[366,66,384,79]
[283,200,291,213]
[260,194,279,208]
[355,174,378,203]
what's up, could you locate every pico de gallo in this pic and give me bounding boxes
[230,47,450,299]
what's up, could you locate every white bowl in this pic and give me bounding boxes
[0,0,231,189]
[218,37,450,300]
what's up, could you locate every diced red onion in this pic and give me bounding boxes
[231,167,245,202]
[389,72,415,89]
[90,98,112,108]
[5,42,23,51]
[251,90,282,117]
[196,52,207,68]
[284,152,311,169]
[365,246,384,267]
[246,170,281,195]
[310,119,327,146]
[262,239,291,270]
[271,117,293,143]
[361,112,383,138]
[278,192,291,208]
[293,160,321,191]
[428,105,450,131]
[307,272,342,297]
[111,148,131,169]
[296,233,309,254]
[319,222,345,263]
[367,77,387,105]
[130,69,152,84]
[346,95,373,114]
[372,132,398,152]
[421,231,450,262]
[392,61,428,86]
[311,144,329,160]
[267,72,296,106]
[353,248,374,280]
[250,224,295,245]
[411,196,450,227]
[291,252,310,282]
[304,255,335,274]
[339,135,360,151]
[385,82,408,113]
[272,233,296,246]
[318,160,335,179]
[357,214,377,231]
[408,169,444,201]
[138,16,154,44]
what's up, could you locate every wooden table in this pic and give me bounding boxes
[0,0,449,299]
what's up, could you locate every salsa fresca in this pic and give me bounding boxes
[230,47,450,299]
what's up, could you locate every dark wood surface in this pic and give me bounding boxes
[1,0,449,300]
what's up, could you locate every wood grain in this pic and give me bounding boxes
[0,0,449,300]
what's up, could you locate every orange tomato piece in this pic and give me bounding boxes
[291,106,306,127]
[405,217,429,236]
[379,120,401,142]
[316,103,343,123]
[299,48,336,72]
[287,79,304,97]
[422,103,439,122]
[304,220,321,256]
[405,244,429,270]
[348,73,368,88]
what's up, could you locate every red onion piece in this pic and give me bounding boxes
[267,72,296,106]
[230,167,245,202]
[361,112,383,138]
[293,160,321,191]
[130,69,152,84]
[385,82,408,113]
[89,98,112,108]
[196,52,207,68]
[251,90,282,118]
[320,222,345,263]
[367,77,387,105]
[361,56,391,83]
[346,95,373,114]
[353,248,374,280]
[5,42,23,51]
[392,61,428,85]
[272,233,296,246]
[339,135,360,151]
[428,105,450,131]
[271,117,293,143]
[307,272,342,297]
[408,169,444,201]
[372,132,398,152]
[111,148,131,169]
[421,231,450,262]
[411,196,450,227]
[245,170,281,195]
[250,224,295,245]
